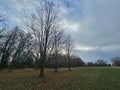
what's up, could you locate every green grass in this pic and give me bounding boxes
[0,67,120,90]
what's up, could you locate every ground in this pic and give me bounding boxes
[0,67,120,90]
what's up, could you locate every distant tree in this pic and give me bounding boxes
[111,57,120,66]
[53,30,64,72]
[46,54,84,68]
[65,35,74,71]
[71,55,85,67]
[96,59,107,66]
[87,62,95,66]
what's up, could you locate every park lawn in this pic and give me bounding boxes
[0,67,120,90]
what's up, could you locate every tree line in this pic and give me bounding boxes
[86,58,120,67]
[0,24,86,72]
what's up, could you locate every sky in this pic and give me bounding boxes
[0,0,120,63]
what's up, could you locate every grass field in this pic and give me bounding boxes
[0,67,120,90]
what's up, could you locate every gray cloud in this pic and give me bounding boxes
[70,0,120,45]
[63,0,120,61]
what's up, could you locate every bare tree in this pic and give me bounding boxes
[0,27,18,69]
[65,34,74,71]
[111,57,120,66]
[53,30,64,72]
[0,28,5,54]
[0,14,7,69]
[12,29,33,69]
[96,59,107,66]
[25,0,62,77]
[0,14,6,38]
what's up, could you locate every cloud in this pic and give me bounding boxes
[81,0,120,46]
[64,0,120,62]
[0,0,39,26]
[63,19,83,33]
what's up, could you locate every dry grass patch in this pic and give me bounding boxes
[0,68,76,90]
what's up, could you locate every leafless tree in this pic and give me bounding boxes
[0,27,18,69]
[0,14,7,69]
[65,34,74,71]
[0,29,4,39]
[0,28,6,53]
[25,0,63,77]
[53,30,64,72]
[0,14,6,39]
[96,59,107,66]
[12,29,33,68]
[111,57,120,66]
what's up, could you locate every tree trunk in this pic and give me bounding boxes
[55,59,58,72]
[0,55,7,69]
[39,63,45,78]
[55,51,58,72]
[68,55,71,71]
[68,61,71,71]
[39,56,45,78]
